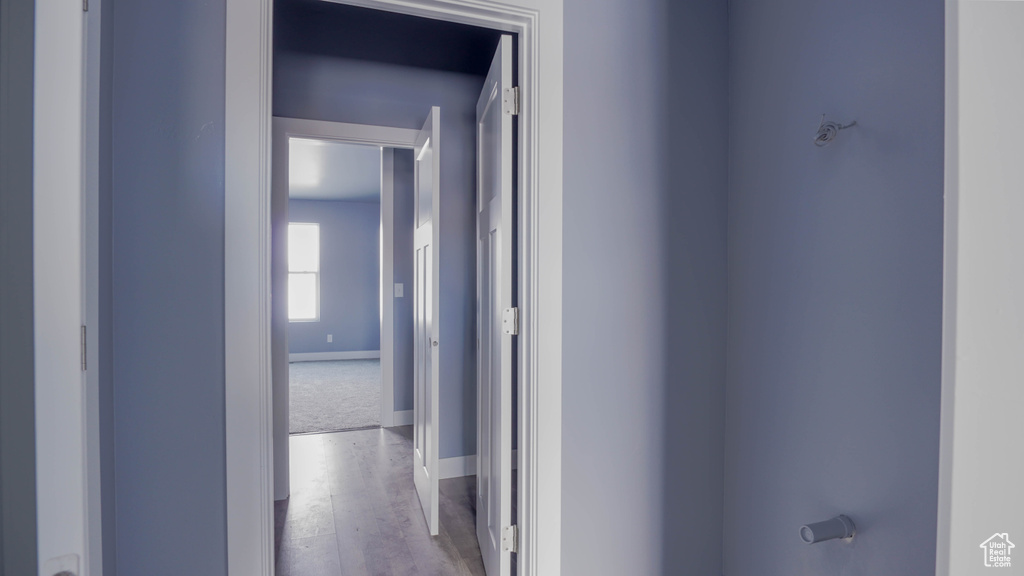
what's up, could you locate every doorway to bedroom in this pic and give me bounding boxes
[285,138,386,435]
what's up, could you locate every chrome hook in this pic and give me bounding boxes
[814,114,857,147]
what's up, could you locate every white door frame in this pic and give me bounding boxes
[225,0,563,575]
[33,1,91,575]
[82,1,106,574]
[271,116,419,499]
[936,2,1024,573]
[380,146,402,428]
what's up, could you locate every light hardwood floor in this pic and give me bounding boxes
[274,426,487,576]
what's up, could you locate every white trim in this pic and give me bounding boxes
[285,222,322,322]
[439,450,519,480]
[439,455,477,480]
[34,0,89,573]
[936,2,957,573]
[392,410,414,426]
[83,1,105,574]
[381,148,397,427]
[272,116,419,498]
[271,110,291,501]
[276,117,419,149]
[288,350,381,362]
[937,3,1024,573]
[225,2,562,575]
[225,0,275,572]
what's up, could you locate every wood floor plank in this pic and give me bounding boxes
[276,534,343,576]
[280,434,337,541]
[440,479,480,557]
[276,427,486,576]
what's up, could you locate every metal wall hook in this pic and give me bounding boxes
[814,115,857,147]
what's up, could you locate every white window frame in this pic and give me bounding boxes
[286,222,321,323]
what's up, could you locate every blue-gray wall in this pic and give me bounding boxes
[660,1,730,574]
[563,1,666,571]
[724,1,945,574]
[563,0,730,574]
[288,199,381,354]
[393,149,415,412]
[275,52,484,458]
[110,0,228,573]
[0,0,38,572]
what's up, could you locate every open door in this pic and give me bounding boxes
[476,35,515,576]
[413,107,442,536]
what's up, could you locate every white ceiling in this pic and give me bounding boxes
[288,138,382,202]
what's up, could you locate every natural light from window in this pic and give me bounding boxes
[288,222,320,321]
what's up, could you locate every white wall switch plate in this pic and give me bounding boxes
[394,283,404,298]
[43,553,79,576]
[327,334,333,343]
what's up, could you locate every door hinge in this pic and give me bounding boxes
[501,525,518,554]
[502,86,520,116]
[502,307,519,336]
[83,0,88,12]
[81,326,87,371]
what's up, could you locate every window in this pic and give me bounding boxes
[288,223,320,321]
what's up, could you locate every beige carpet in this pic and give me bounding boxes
[289,359,380,434]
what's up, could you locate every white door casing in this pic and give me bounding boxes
[34,1,88,575]
[476,34,515,576]
[381,147,397,428]
[413,107,442,536]
[270,116,420,502]
[937,3,1024,573]
[83,0,106,573]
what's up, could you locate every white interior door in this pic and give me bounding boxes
[476,35,515,576]
[413,107,442,536]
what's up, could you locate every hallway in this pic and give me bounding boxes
[275,427,486,575]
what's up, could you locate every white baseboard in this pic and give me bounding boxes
[437,450,519,480]
[438,448,520,479]
[392,410,413,426]
[439,455,477,479]
[289,350,380,362]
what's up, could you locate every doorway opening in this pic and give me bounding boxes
[268,1,517,573]
[224,0,564,573]
[284,138,385,435]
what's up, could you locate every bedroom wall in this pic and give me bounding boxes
[393,149,415,412]
[287,199,381,355]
